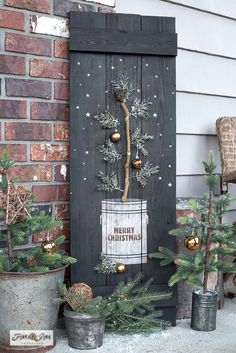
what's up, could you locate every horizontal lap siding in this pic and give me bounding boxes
[117,0,236,220]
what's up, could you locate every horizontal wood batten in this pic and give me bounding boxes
[70,28,177,56]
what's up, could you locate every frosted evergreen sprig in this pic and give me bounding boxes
[97,139,121,163]
[93,108,119,129]
[131,128,154,156]
[97,171,122,192]
[131,98,152,120]
[94,253,116,274]
[113,75,134,102]
[136,162,159,187]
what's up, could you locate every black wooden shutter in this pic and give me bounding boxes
[70,12,177,324]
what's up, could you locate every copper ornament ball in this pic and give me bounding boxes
[110,131,121,142]
[41,240,56,254]
[69,282,93,301]
[115,263,126,273]
[132,158,142,170]
[184,235,201,251]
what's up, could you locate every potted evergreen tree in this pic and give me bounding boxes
[0,152,76,352]
[61,274,171,349]
[149,152,236,331]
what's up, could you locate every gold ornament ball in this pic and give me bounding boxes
[69,282,93,301]
[110,131,121,142]
[41,240,56,254]
[115,263,126,273]
[184,235,201,251]
[132,158,142,170]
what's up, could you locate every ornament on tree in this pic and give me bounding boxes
[69,282,93,301]
[115,262,126,273]
[184,231,201,251]
[41,240,56,254]
[110,130,121,142]
[132,158,142,170]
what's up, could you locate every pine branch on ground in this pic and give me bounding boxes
[60,273,171,334]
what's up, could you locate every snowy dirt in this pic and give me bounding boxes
[53,298,236,353]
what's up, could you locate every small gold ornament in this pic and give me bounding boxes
[69,282,93,301]
[132,158,142,170]
[115,263,126,273]
[184,233,201,251]
[41,240,56,253]
[110,131,121,142]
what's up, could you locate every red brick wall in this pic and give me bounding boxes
[0,0,115,248]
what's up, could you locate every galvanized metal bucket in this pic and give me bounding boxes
[64,304,105,350]
[0,267,66,352]
[101,198,148,264]
[191,289,218,331]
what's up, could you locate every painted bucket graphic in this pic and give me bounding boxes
[100,199,148,264]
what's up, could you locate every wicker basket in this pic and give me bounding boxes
[216,117,236,183]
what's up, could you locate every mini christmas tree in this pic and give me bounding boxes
[94,76,159,203]
[0,151,76,272]
[150,152,236,293]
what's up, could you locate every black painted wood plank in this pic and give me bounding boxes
[70,13,107,287]
[70,28,177,56]
[105,13,142,286]
[141,17,176,310]
[70,12,106,28]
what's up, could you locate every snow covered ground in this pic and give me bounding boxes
[53,298,236,353]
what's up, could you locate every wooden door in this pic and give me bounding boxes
[70,12,177,323]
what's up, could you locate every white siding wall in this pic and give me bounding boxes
[116,0,236,221]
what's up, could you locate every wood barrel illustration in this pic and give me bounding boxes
[100,199,148,264]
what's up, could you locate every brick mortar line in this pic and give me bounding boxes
[0,48,70,63]
[5,161,69,165]
[1,26,70,42]
[0,96,69,104]
[2,73,70,83]
[0,119,69,124]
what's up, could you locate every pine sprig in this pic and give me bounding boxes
[94,253,116,274]
[131,128,153,156]
[97,171,122,192]
[131,98,152,120]
[113,75,134,102]
[135,162,159,187]
[97,139,121,163]
[93,108,119,129]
